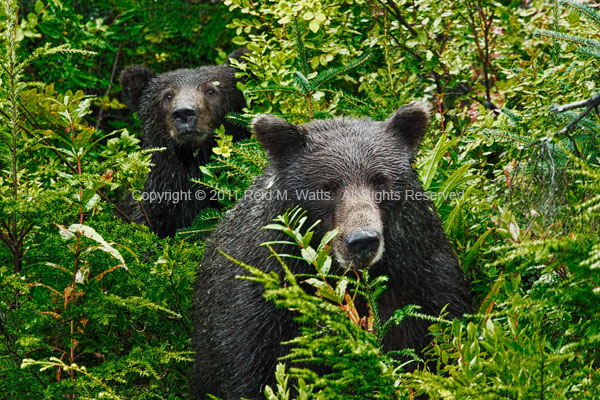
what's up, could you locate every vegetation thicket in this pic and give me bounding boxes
[0,0,599,398]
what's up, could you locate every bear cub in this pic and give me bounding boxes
[120,49,249,237]
[193,102,471,399]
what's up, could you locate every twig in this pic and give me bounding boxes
[550,92,600,158]
[379,0,418,36]
[551,92,600,128]
[95,43,122,132]
[138,200,153,228]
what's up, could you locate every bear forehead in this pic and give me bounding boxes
[296,118,407,175]
[152,66,234,89]
[303,117,399,152]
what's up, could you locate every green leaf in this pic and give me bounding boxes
[308,19,320,33]
[335,278,348,300]
[301,247,317,264]
[418,134,461,191]
[232,36,247,46]
[317,228,338,252]
[434,163,475,208]
[262,223,288,231]
[319,256,331,276]
[301,231,314,248]
[67,224,126,266]
[34,0,44,14]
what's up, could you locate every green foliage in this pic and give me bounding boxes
[197,127,267,210]
[2,0,600,398]
[0,1,194,398]
[225,0,378,118]
[177,127,267,240]
[2,210,200,399]
[245,19,373,121]
[226,207,432,399]
[411,284,599,399]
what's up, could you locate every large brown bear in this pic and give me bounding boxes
[192,103,471,399]
[120,49,249,237]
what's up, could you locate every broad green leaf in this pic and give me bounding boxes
[418,134,461,191]
[68,224,126,266]
[34,0,44,14]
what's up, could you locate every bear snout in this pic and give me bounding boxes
[345,229,380,255]
[340,228,384,268]
[332,187,385,269]
[171,103,198,133]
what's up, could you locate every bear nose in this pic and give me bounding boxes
[172,104,197,125]
[344,229,380,256]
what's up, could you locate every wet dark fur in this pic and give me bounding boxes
[119,50,249,237]
[192,103,471,399]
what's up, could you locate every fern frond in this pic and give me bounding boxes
[579,45,600,61]
[535,29,600,48]
[19,43,95,72]
[311,52,371,90]
[552,110,599,134]
[249,85,305,97]
[293,71,313,94]
[560,0,600,30]
[177,208,223,240]
[322,89,375,110]
[105,294,182,319]
[580,242,600,270]
[499,107,523,126]
[224,112,252,129]
[480,128,533,146]
[292,19,310,78]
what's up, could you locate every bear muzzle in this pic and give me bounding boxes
[332,187,385,269]
[345,229,380,255]
[168,101,215,146]
[341,229,384,268]
[172,103,199,135]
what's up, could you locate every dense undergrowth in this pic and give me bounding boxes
[1,0,599,398]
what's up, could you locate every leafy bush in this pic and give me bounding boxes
[1,0,600,398]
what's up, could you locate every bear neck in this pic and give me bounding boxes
[146,133,212,164]
[145,143,208,193]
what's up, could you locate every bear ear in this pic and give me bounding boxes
[120,66,156,111]
[386,101,431,156]
[223,47,248,67]
[224,47,250,84]
[252,115,306,166]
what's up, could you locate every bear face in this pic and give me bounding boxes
[121,59,246,151]
[118,50,249,237]
[252,102,431,269]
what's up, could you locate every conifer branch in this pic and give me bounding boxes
[535,29,600,48]
[560,0,600,29]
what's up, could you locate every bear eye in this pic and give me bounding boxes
[372,174,389,191]
[321,182,337,194]
[205,88,217,96]
[163,91,174,102]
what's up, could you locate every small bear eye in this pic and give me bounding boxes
[205,88,216,96]
[321,182,337,194]
[372,174,389,191]
[163,91,174,101]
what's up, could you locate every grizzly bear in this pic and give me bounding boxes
[120,49,249,237]
[192,102,471,399]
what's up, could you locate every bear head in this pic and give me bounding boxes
[121,51,246,150]
[252,102,431,269]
